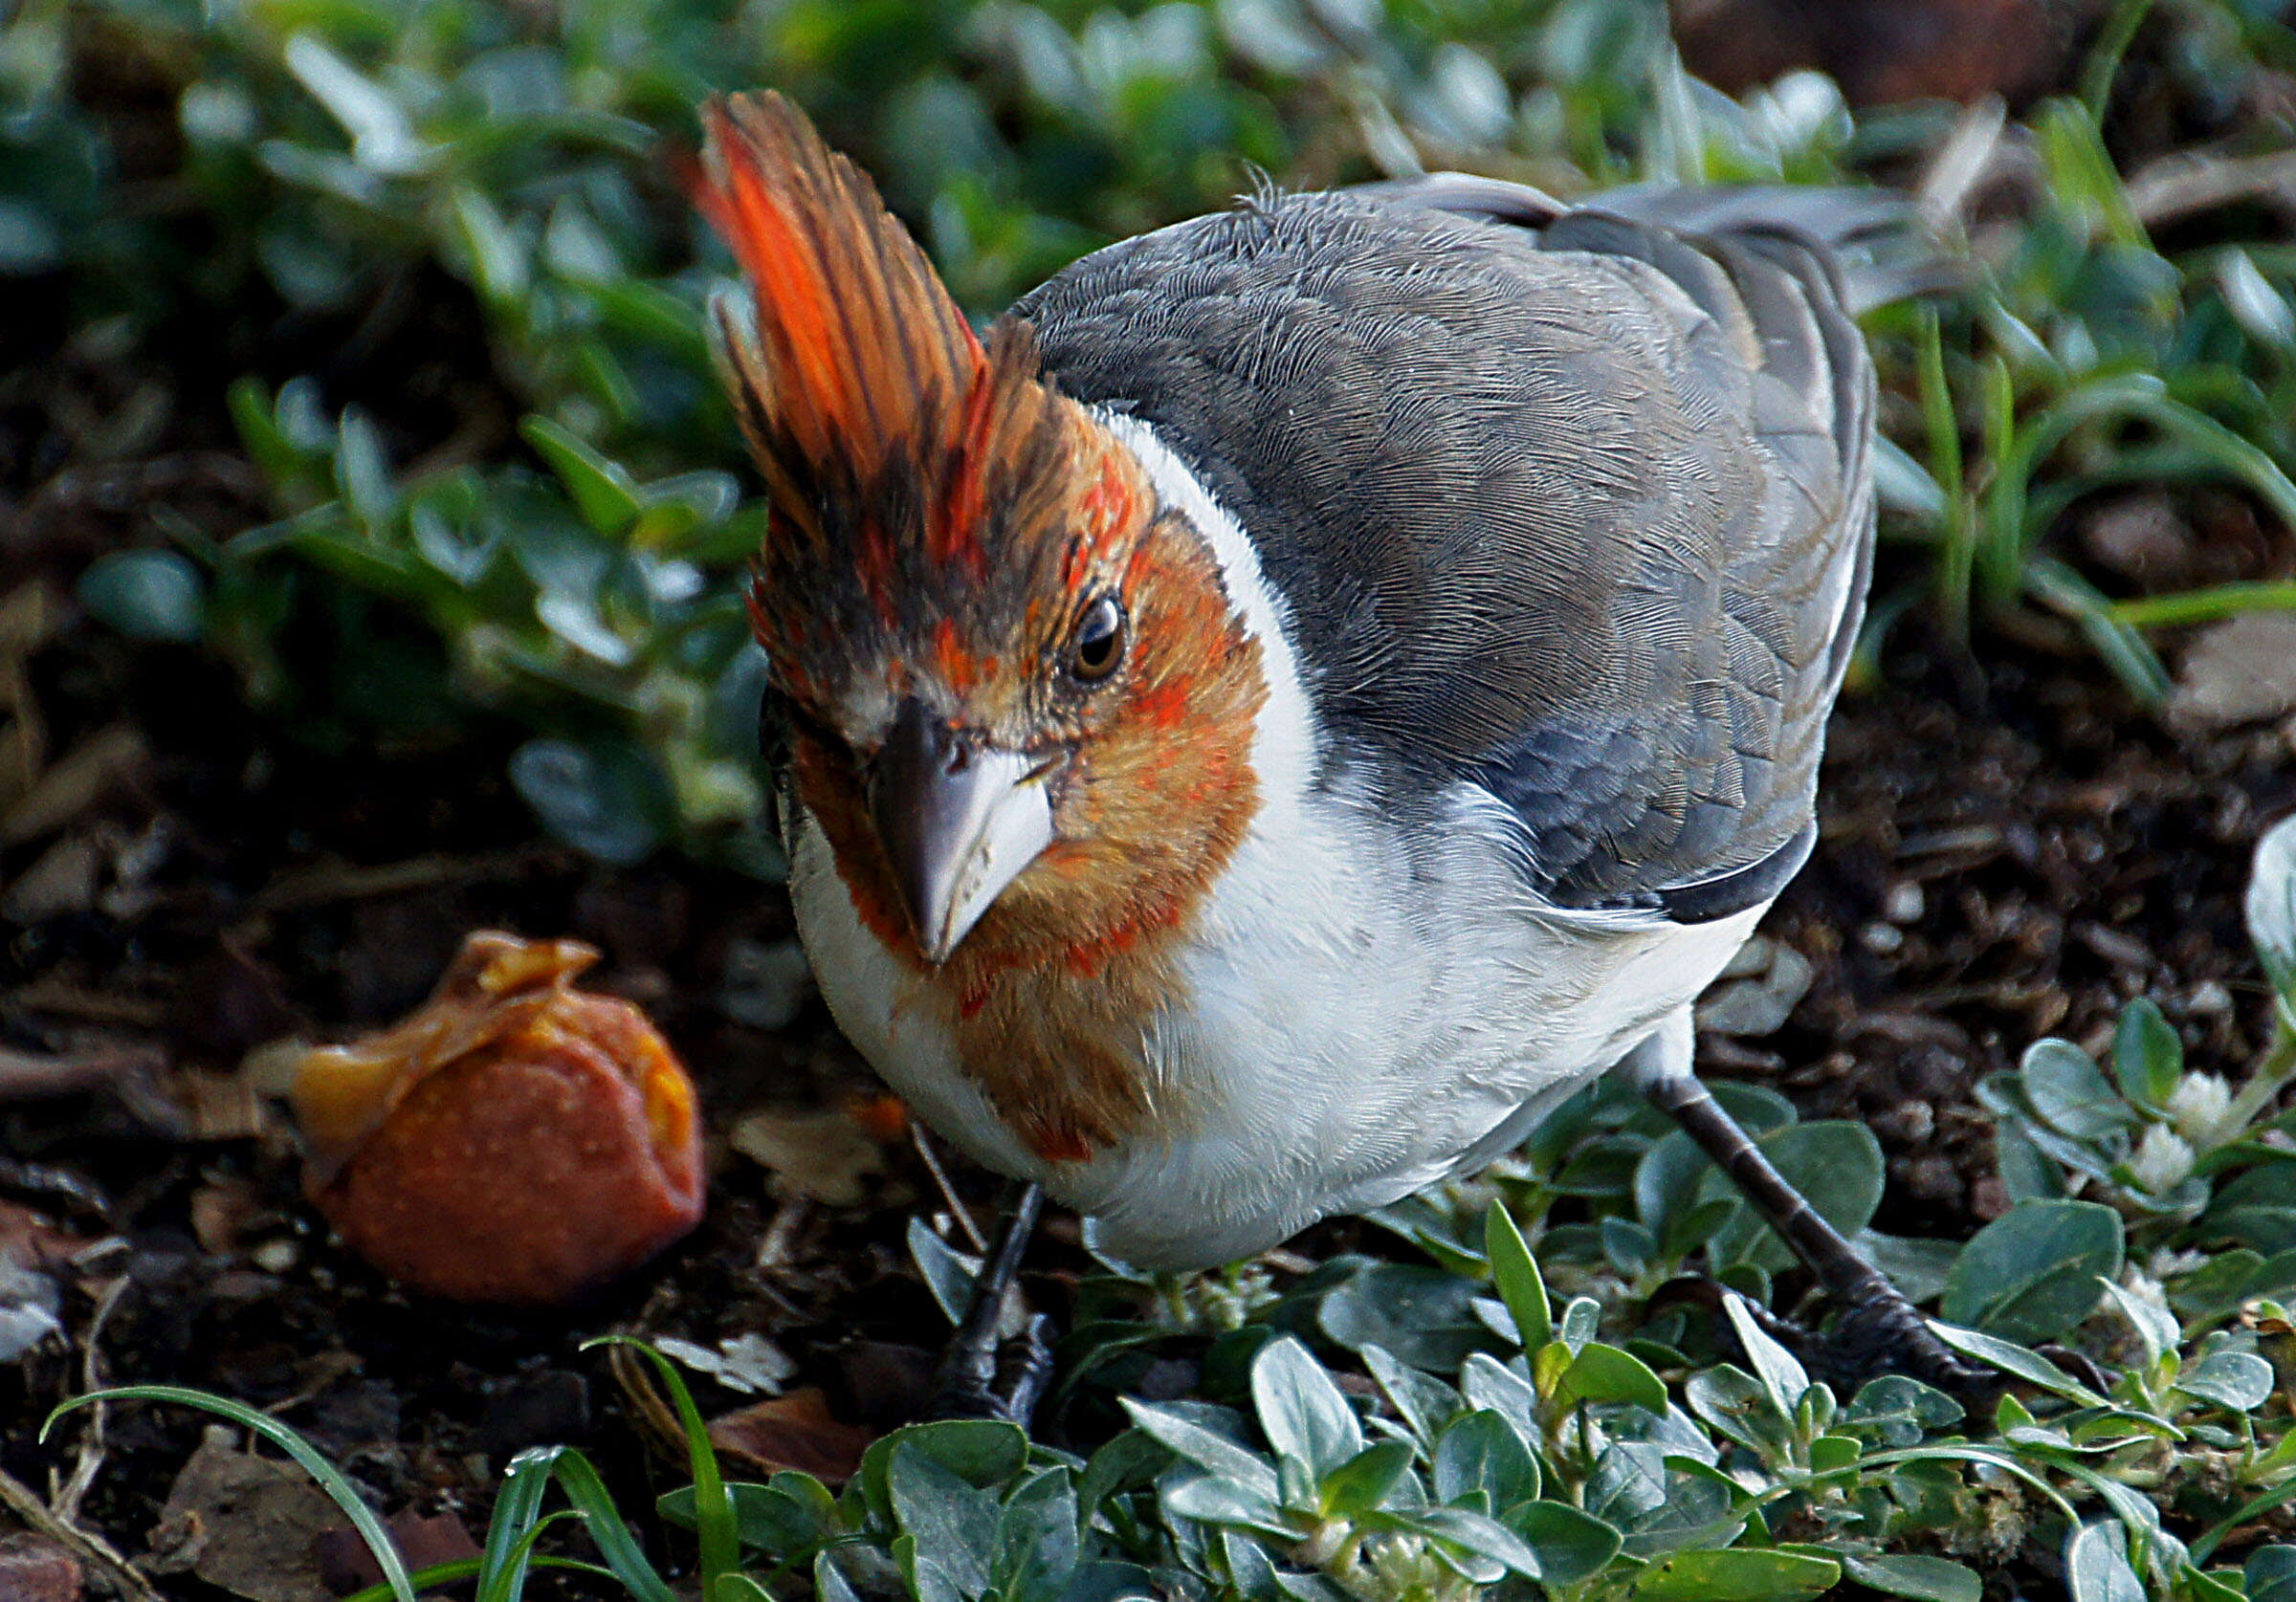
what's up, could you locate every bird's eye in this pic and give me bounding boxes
[1069,595,1126,683]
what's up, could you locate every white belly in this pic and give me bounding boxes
[790,780,1761,1271]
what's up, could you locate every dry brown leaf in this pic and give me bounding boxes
[147,1428,339,1602]
[0,1533,81,1602]
[708,1387,878,1485]
[729,1105,888,1207]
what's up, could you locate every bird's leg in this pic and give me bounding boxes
[924,1182,1054,1427]
[1623,1015,1994,1400]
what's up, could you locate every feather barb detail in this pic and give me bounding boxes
[695,91,1061,581]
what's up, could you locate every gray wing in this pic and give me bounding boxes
[1013,178,1884,920]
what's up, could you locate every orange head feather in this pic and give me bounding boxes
[695,94,1077,605]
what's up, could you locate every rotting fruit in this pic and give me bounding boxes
[286,931,704,1305]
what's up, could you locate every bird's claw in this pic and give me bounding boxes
[924,1311,1055,1427]
[1727,1288,2003,1410]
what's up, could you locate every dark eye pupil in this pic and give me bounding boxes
[1072,598,1124,679]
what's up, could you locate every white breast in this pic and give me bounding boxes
[787,415,1768,1270]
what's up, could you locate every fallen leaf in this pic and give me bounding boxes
[148,1427,339,1602]
[0,1199,88,1363]
[729,1105,887,1207]
[188,1175,269,1257]
[312,1507,479,1597]
[709,1388,877,1485]
[655,1332,797,1395]
[0,1533,80,1602]
[1,833,99,925]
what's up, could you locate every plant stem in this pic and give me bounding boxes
[2224,1026,2296,1135]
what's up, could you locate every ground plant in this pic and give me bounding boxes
[6,0,2296,1598]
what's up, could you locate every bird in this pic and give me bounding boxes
[693,91,1965,1419]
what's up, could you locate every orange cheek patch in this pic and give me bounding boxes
[1131,676,1194,732]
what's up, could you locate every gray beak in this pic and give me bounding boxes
[868,698,1058,964]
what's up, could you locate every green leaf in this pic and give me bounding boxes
[1318,1438,1416,1518]
[992,1466,1078,1600]
[1160,1473,1292,1542]
[2219,250,2296,348]
[77,550,206,643]
[1941,1199,2125,1343]
[1317,1259,1496,1371]
[282,33,430,175]
[227,376,314,489]
[1485,1204,1553,1350]
[2019,1041,2134,1141]
[1632,1547,1840,1601]
[449,186,530,304]
[2208,1162,2296,1255]
[906,1216,982,1326]
[2065,1519,2147,1602]
[1366,1504,1543,1582]
[2112,999,2182,1109]
[2248,815,2296,1000]
[521,416,642,538]
[1554,1343,1668,1415]
[1925,1323,2111,1407]
[1503,1500,1623,1587]
[1360,1346,1463,1451]
[1460,1352,1540,1441]
[1250,1336,1362,1480]
[334,407,396,531]
[2173,1350,2277,1412]
[2246,1547,2296,1602]
[1584,1441,1668,1528]
[1432,1411,1537,1512]
[1685,1364,1793,1458]
[508,738,670,865]
[1842,1553,1981,1602]
[850,1418,1030,1532]
[677,1475,833,1562]
[1699,1121,1885,1272]
[582,1340,737,1598]
[1722,1295,1809,1417]
[1120,1399,1279,1504]
[1996,1122,2069,1204]
[2097,1279,2180,1368]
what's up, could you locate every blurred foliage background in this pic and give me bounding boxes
[4,0,2295,867]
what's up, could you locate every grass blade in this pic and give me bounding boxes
[589,1336,740,1598]
[44,1387,417,1602]
[2023,558,2171,708]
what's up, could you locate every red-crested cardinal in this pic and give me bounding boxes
[695,92,1967,1415]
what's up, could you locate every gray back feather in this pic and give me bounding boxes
[1014,176,1899,918]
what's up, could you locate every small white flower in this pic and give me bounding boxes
[2167,1073,2240,1150]
[2148,1247,2208,1280]
[2129,1123,2196,1195]
[2117,1265,2171,1311]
